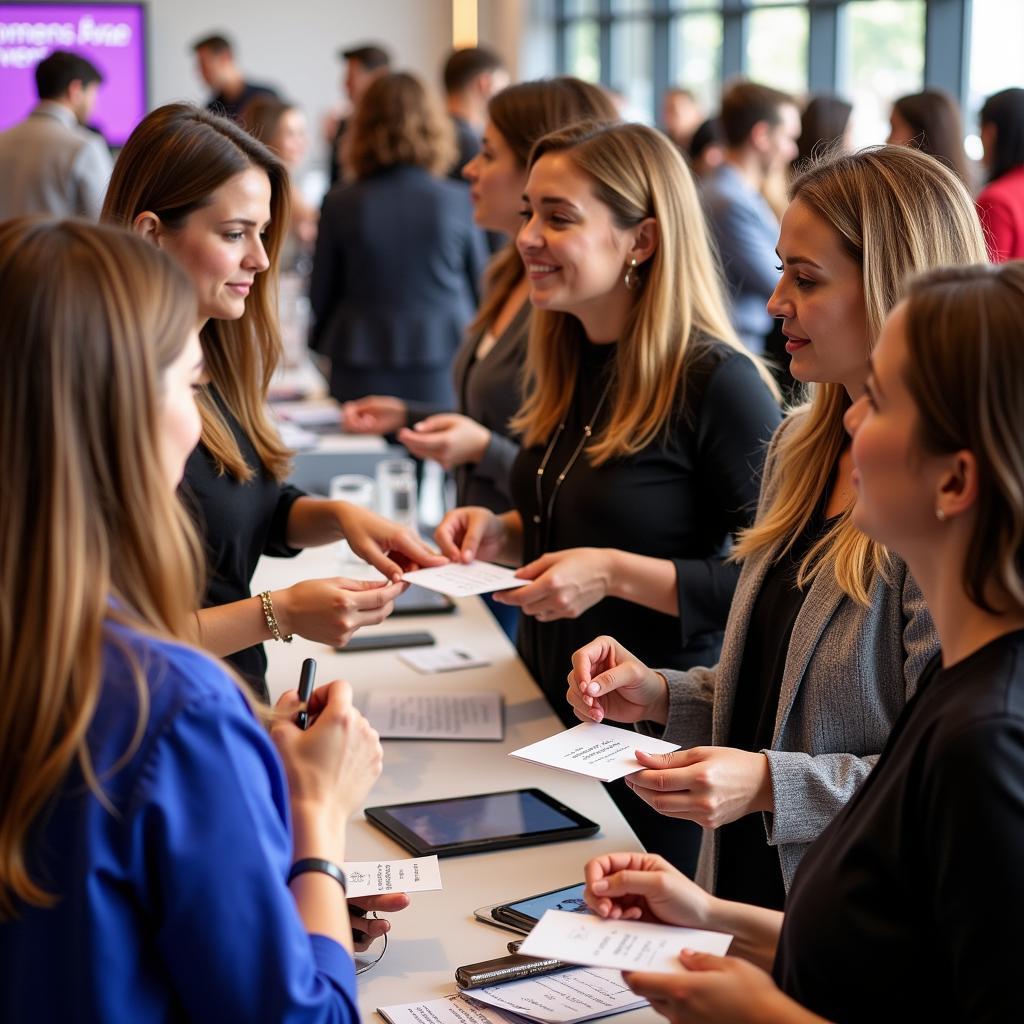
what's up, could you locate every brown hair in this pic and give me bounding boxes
[239,94,295,152]
[0,219,203,917]
[102,102,292,482]
[511,121,776,465]
[892,89,972,187]
[345,72,455,180]
[901,263,1024,613]
[720,80,796,147]
[469,77,619,339]
[732,146,988,603]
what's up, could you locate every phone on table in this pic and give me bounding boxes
[334,631,435,653]
[490,882,589,931]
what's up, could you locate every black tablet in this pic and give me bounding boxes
[364,788,600,858]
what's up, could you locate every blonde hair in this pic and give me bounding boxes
[102,103,293,482]
[902,263,1024,613]
[511,121,776,465]
[345,72,455,179]
[0,219,203,917]
[733,146,988,603]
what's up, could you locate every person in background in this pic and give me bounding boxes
[193,33,278,121]
[0,50,111,220]
[687,117,725,181]
[976,87,1024,261]
[311,73,486,409]
[104,104,444,701]
[702,81,801,354]
[442,46,509,180]
[888,88,972,188]
[435,121,782,873]
[327,43,391,186]
[0,217,381,1023]
[794,93,853,166]
[580,260,1024,1024]
[565,146,986,911]
[240,95,318,257]
[343,78,619,638]
[661,86,703,153]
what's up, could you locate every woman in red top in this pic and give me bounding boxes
[976,87,1024,261]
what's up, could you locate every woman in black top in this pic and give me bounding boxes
[103,104,443,699]
[579,262,1024,1023]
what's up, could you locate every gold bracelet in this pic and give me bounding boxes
[259,590,293,643]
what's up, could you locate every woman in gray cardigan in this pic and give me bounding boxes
[565,146,989,906]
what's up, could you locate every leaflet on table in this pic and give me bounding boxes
[518,910,732,975]
[399,646,492,674]
[362,691,504,741]
[508,722,680,783]
[377,967,646,1024]
[402,562,529,598]
[343,855,443,898]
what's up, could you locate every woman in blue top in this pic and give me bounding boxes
[0,218,378,1022]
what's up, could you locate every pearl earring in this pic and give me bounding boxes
[935,508,946,521]
[623,257,640,290]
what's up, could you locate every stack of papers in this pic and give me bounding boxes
[362,691,504,741]
[402,562,529,598]
[509,722,680,783]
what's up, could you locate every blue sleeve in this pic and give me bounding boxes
[127,674,358,1024]
[711,195,781,298]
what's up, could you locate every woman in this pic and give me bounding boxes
[976,87,1024,261]
[0,218,379,1021]
[566,146,987,909]
[887,88,972,188]
[581,261,1024,1023]
[310,71,487,408]
[794,94,852,166]
[103,103,444,700]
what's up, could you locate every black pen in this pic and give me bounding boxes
[295,658,317,730]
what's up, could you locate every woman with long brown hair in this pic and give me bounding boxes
[0,218,378,1021]
[103,103,443,700]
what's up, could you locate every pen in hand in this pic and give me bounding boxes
[295,658,317,730]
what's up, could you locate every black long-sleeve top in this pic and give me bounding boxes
[181,389,304,700]
[775,628,1024,1023]
[509,336,782,721]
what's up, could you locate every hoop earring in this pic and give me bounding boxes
[624,257,640,291]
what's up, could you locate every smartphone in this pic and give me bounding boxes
[334,631,435,653]
[490,882,589,931]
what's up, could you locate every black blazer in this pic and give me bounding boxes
[310,164,487,404]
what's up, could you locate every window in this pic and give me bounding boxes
[966,0,1024,160]
[610,10,655,120]
[672,12,723,112]
[745,4,809,96]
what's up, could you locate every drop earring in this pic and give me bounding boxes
[623,257,640,290]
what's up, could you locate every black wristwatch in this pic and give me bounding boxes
[287,858,348,894]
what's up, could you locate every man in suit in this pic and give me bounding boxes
[442,46,507,180]
[0,51,112,221]
[326,43,391,186]
[193,33,278,122]
[701,81,800,354]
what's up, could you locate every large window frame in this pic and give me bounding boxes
[553,0,973,125]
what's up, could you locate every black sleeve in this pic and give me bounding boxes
[923,716,1024,1022]
[308,193,341,354]
[265,484,306,558]
[674,352,782,643]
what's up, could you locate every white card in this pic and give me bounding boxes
[467,966,647,1023]
[362,691,504,740]
[402,561,528,598]
[343,855,442,897]
[519,910,732,975]
[399,645,491,674]
[378,994,504,1024]
[509,722,680,783]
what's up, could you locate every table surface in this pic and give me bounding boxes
[253,548,661,1022]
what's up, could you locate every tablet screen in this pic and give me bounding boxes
[386,790,581,847]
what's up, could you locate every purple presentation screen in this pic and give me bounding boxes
[0,3,146,146]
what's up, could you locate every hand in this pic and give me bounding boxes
[495,548,612,620]
[625,952,814,1024]
[348,892,411,952]
[340,395,408,435]
[565,635,669,725]
[334,502,447,581]
[272,681,384,842]
[274,578,405,647]
[397,414,492,470]
[434,506,508,563]
[584,852,714,928]
[625,747,774,829]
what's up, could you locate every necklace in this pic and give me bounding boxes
[532,375,613,549]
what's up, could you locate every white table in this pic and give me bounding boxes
[254,548,660,1021]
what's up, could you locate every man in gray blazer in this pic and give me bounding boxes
[0,51,113,221]
[701,81,800,354]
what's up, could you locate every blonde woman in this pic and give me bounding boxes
[566,146,988,910]
[0,219,377,1020]
[435,122,781,867]
[104,104,444,700]
[580,262,1024,1023]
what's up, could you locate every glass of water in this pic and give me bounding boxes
[329,474,375,562]
[375,458,418,532]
